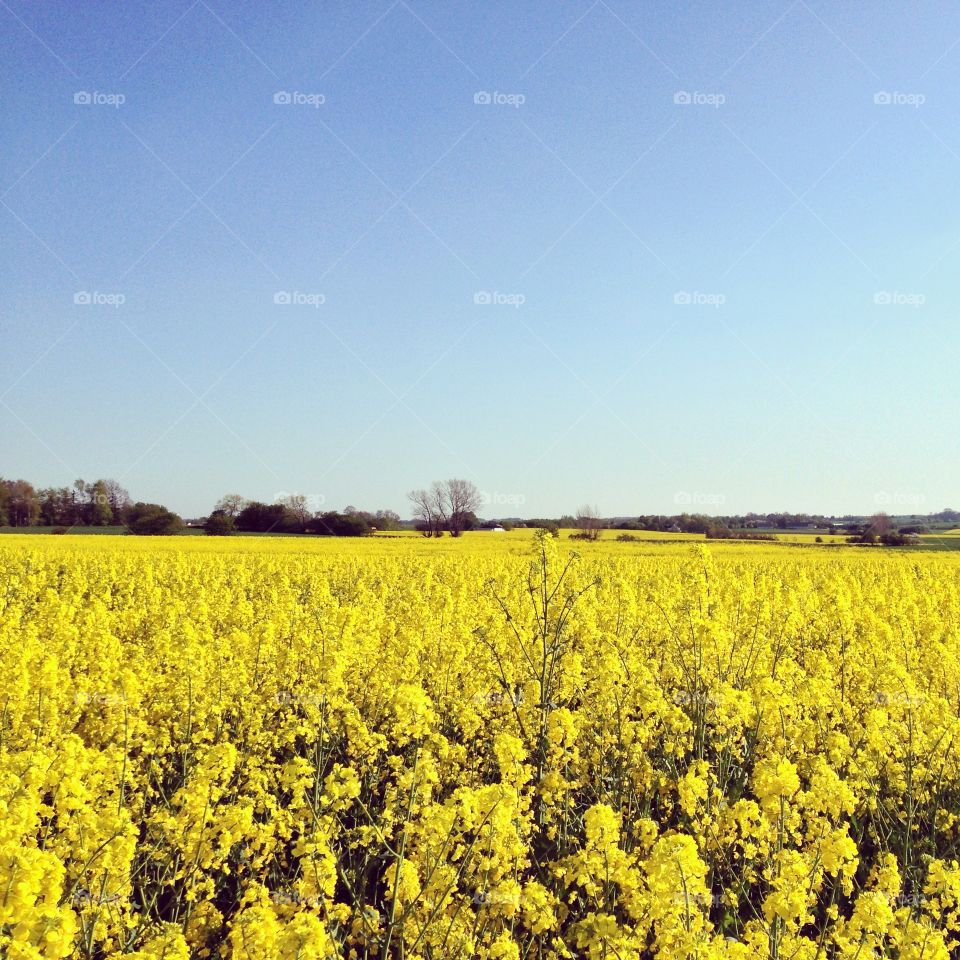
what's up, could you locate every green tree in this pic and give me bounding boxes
[205,510,236,536]
[574,504,602,541]
[308,511,374,537]
[374,509,402,531]
[2,479,40,526]
[236,502,294,533]
[89,479,114,526]
[103,479,132,524]
[39,487,72,525]
[71,478,89,524]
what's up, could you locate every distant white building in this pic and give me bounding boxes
[490,526,506,532]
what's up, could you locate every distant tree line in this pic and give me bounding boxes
[205,494,402,537]
[493,507,960,548]
[0,478,408,538]
[1,477,131,527]
[3,474,956,543]
[503,508,960,535]
[0,477,190,535]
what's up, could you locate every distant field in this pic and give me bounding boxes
[919,530,960,551]
[4,528,956,560]
[4,524,959,551]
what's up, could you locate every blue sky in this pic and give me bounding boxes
[1,1,958,518]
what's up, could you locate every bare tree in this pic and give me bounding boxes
[278,494,311,530]
[867,512,893,537]
[430,482,448,534]
[575,504,603,541]
[215,493,246,518]
[443,478,482,537]
[409,480,482,537]
[408,488,442,537]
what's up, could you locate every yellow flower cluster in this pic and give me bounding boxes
[1,532,959,958]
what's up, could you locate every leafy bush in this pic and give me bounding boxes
[204,510,236,536]
[308,511,374,537]
[236,502,295,533]
[126,502,184,536]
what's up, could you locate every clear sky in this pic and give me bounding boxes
[1,1,957,518]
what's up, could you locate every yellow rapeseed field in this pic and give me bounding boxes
[2,532,960,959]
